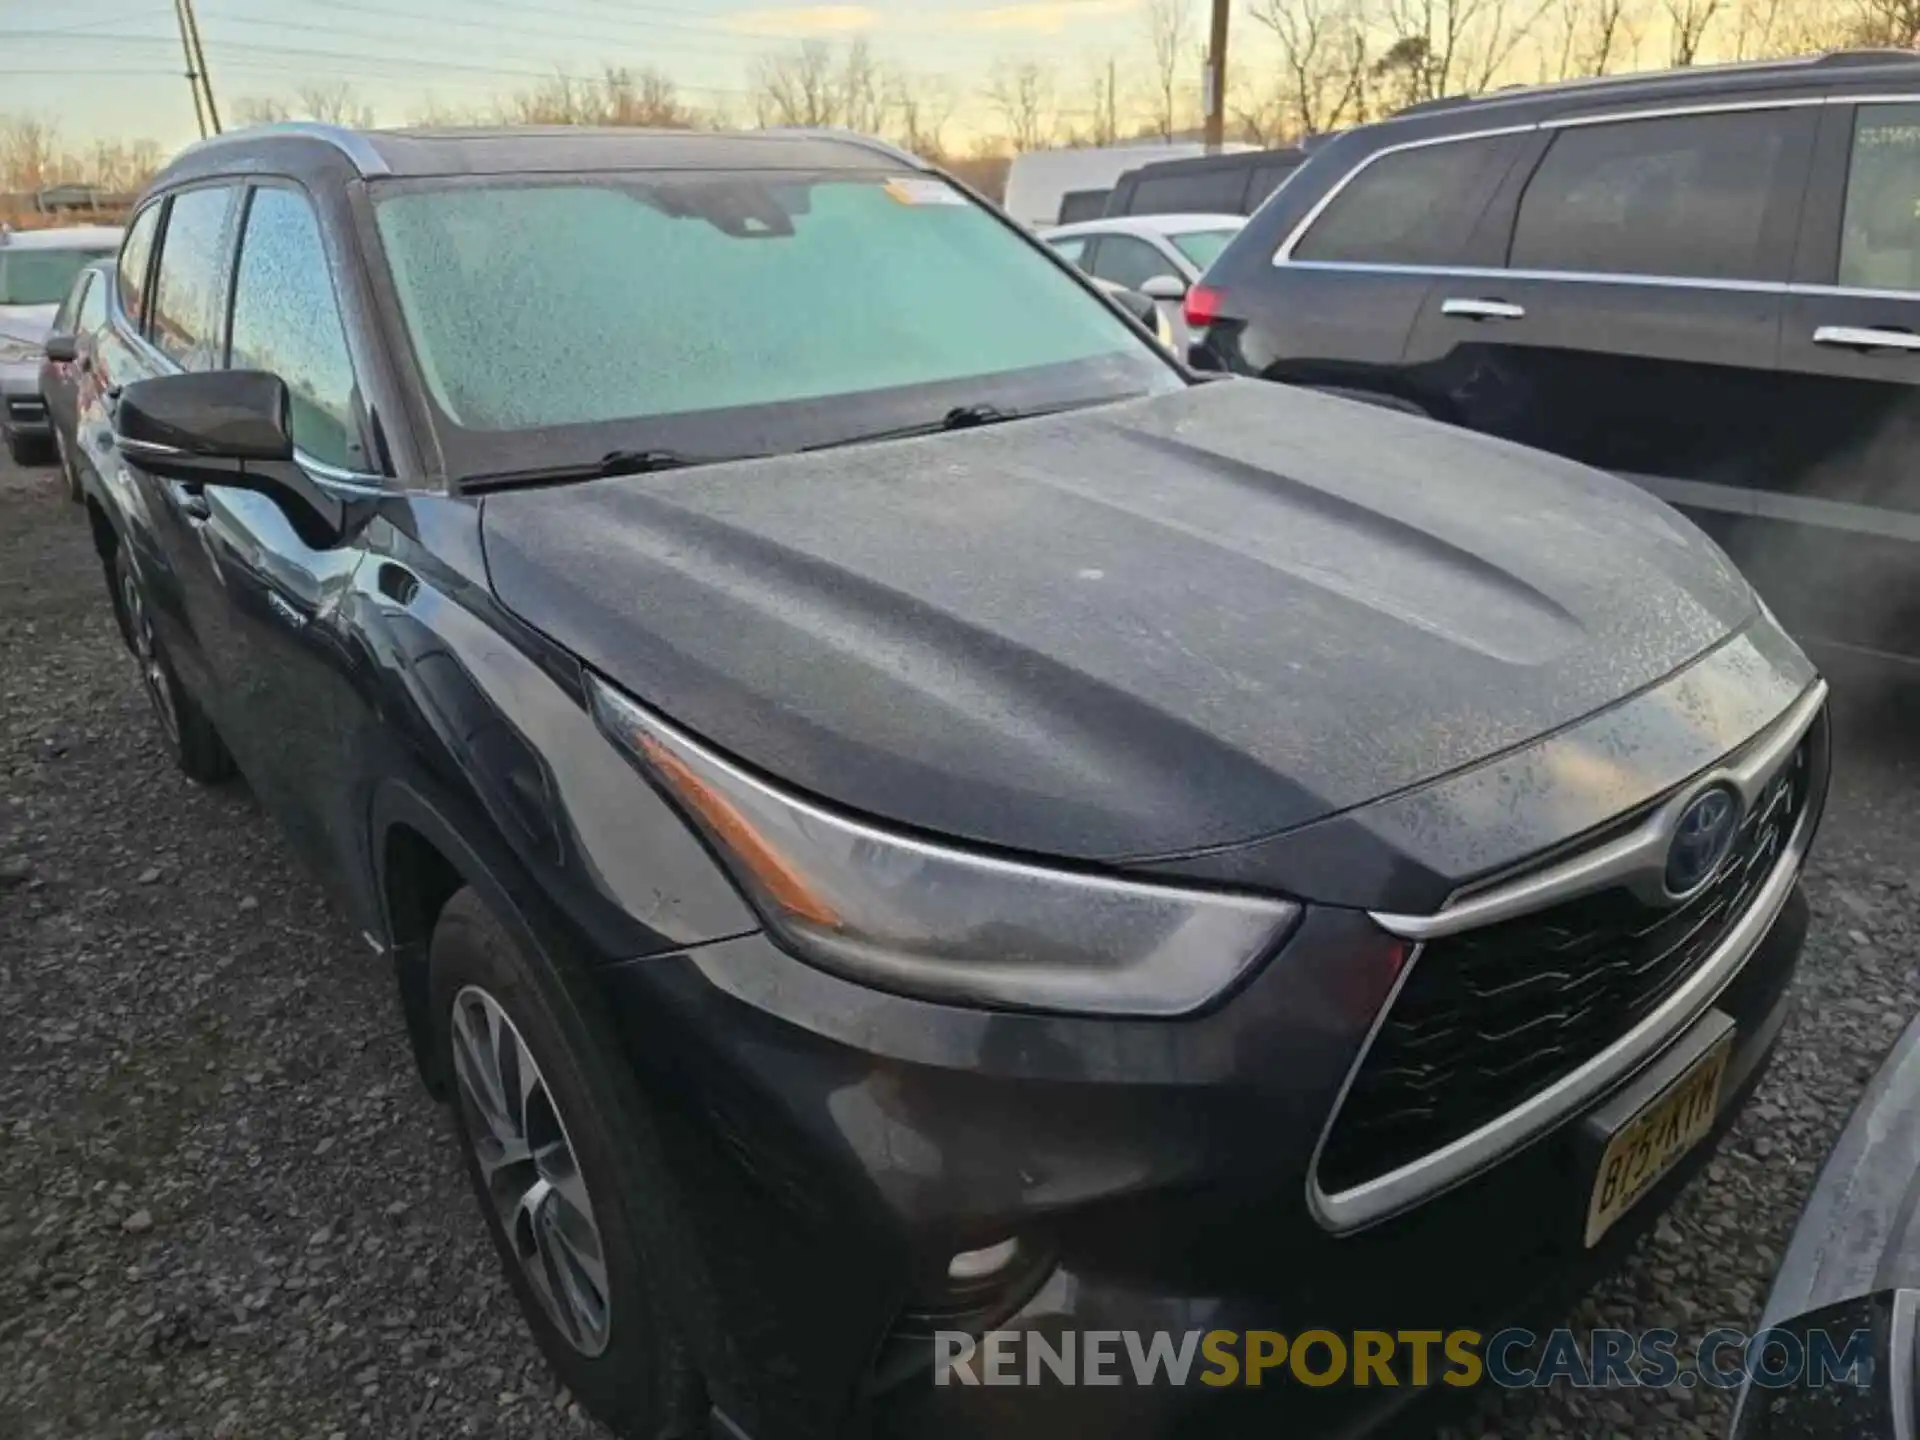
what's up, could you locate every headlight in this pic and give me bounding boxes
[587,674,1299,1016]
[0,335,38,365]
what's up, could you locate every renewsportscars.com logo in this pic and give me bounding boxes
[933,1327,1875,1392]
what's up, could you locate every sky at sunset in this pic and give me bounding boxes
[5,0,1188,151]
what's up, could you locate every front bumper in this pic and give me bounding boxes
[1,367,47,438]
[600,868,1813,1440]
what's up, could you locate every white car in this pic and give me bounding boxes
[1044,213,1245,354]
[0,224,122,464]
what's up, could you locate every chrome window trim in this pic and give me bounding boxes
[1279,257,1791,293]
[1306,681,1826,1234]
[1273,122,1535,265]
[298,449,387,494]
[1372,678,1826,940]
[1275,91,1920,275]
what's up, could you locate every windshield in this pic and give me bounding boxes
[1169,229,1240,270]
[0,247,113,307]
[373,171,1179,466]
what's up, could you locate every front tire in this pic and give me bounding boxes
[429,889,702,1438]
[111,545,234,784]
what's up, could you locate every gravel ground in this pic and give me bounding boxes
[2,450,1916,1440]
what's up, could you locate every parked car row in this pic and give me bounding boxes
[10,56,1911,1438]
[0,224,120,463]
[1185,48,1920,669]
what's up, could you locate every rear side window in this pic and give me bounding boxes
[227,186,362,470]
[1839,103,1920,292]
[150,186,236,369]
[1511,111,1799,281]
[1248,161,1301,211]
[117,205,159,328]
[1088,234,1181,290]
[1048,235,1092,267]
[1131,168,1246,216]
[1292,138,1506,266]
[1057,188,1110,224]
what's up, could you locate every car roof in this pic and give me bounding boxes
[1047,213,1246,241]
[1384,48,1920,131]
[1122,147,1306,179]
[152,122,925,188]
[0,224,124,249]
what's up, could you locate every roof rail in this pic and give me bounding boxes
[764,127,930,171]
[174,121,392,177]
[1814,47,1920,68]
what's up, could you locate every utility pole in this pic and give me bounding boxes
[1106,55,1118,143]
[171,0,208,139]
[181,0,222,134]
[1203,0,1230,152]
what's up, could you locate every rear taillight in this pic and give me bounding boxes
[1184,283,1225,331]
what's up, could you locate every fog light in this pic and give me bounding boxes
[947,1238,1020,1282]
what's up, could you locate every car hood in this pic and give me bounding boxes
[0,304,56,344]
[481,380,1757,863]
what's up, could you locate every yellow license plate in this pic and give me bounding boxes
[1584,1033,1732,1247]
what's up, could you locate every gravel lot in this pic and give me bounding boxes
[2,449,1917,1440]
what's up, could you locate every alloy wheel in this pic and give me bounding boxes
[449,985,612,1357]
[121,571,179,746]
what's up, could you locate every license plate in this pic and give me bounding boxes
[1584,1032,1732,1247]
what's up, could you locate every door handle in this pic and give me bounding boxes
[1812,325,1920,352]
[1442,298,1527,321]
[166,480,211,522]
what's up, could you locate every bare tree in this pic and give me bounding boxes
[295,83,376,128]
[986,60,1057,153]
[750,40,845,128]
[1664,0,1723,64]
[1146,0,1195,140]
[1081,56,1124,145]
[0,117,60,191]
[840,40,889,136]
[1846,0,1920,45]
[1545,0,1637,79]
[1375,0,1552,105]
[1248,0,1370,137]
[232,96,291,126]
[888,71,957,158]
[601,66,695,127]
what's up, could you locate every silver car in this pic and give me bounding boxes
[0,224,122,464]
[1044,213,1245,353]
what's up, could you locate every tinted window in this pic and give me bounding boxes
[1131,168,1246,216]
[150,187,235,369]
[117,206,159,327]
[1249,161,1302,210]
[228,187,362,469]
[1293,138,1504,265]
[1057,188,1111,224]
[1169,228,1239,269]
[1511,111,1797,281]
[77,274,108,333]
[1088,234,1180,290]
[0,247,114,307]
[375,174,1175,437]
[1048,234,1092,267]
[1839,104,1920,292]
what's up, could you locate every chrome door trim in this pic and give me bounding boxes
[1813,324,1920,351]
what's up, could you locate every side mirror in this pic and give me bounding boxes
[115,370,294,480]
[1140,274,1189,302]
[115,371,354,542]
[1106,286,1160,331]
[44,333,78,364]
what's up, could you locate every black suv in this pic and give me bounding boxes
[1192,50,1920,666]
[1102,146,1307,219]
[71,122,1826,1439]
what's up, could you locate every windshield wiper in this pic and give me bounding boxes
[805,397,1123,453]
[464,447,753,492]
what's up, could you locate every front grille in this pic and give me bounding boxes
[1318,737,1811,1195]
